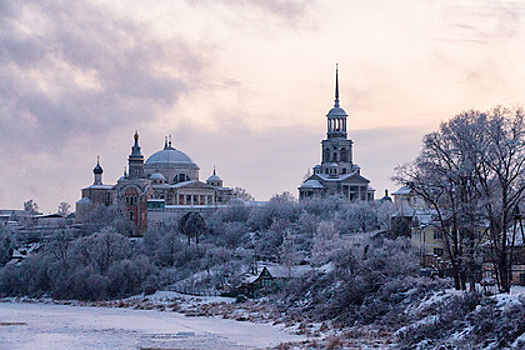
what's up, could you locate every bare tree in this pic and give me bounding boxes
[395,108,525,292]
[232,187,255,202]
[57,202,71,216]
[476,107,525,292]
[23,199,40,215]
[394,111,488,291]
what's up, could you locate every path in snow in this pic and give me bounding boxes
[0,302,304,350]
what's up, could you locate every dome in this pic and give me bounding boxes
[207,174,222,182]
[150,172,166,182]
[326,106,348,117]
[93,162,103,175]
[145,148,197,167]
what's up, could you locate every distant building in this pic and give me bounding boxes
[76,132,233,235]
[299,66,374,201]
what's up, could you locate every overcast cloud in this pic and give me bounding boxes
[2,0,525,212]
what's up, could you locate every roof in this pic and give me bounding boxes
[300,179,324,189]
[392,185,412,195]
[242,263,313,284]
[150,172,166,181]
[145,148,198,167]
[326,106,348,117]
[207,174,222,181]
[314,172,371,184]
[82,184,114,190]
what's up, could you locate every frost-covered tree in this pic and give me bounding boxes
[312,221,340,266]
[395,107,525,292]
[179,212,207,246]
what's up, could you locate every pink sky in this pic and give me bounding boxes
[2,0,525,212]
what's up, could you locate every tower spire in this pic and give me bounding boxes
[334,63,340,108]
[164,136,168,150]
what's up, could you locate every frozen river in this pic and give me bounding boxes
[0,302,303,350]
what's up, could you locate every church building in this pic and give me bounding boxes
[76,132,233,235]
[299,66,375,201]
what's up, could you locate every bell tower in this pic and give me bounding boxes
[320,65,354,174]
[128,131,145,179]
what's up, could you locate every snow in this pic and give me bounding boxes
[0,302,304,350]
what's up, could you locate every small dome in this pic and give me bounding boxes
[329,162,339,168]
[313,165,321,169]
[93,163,103,175]
[150,172,166,182]
[326,106,348,117]
[207,174,222,182]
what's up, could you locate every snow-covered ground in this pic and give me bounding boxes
[0,302,304,350]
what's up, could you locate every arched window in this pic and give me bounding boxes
[174,174,190,183]
[340,148,347,162]
[129,211,134,220]
[323,149,330,162]
[333,152,338,162]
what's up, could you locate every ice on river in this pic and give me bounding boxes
[0,302,303,350]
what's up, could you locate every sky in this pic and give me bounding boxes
[2,0,525,213]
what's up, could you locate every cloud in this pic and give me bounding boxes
[0,0,204,157]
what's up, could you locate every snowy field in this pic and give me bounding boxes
[0,302,304,350]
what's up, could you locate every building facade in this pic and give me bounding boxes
[299,66,374,201]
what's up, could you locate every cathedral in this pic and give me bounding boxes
[76,132,232,234]
[299,66,375,201]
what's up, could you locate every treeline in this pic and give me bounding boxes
[0,196,395,300]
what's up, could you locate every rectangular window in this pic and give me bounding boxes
[433,231,442,240]
[434,248,444,257]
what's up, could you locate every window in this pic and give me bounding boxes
[342,168,347,174]
[129,211,134,221]
[433,231,442,240]
[434,248,444,257]
[340,148,347,162]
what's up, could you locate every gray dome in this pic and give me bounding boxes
[207,174,221,182]
[150,172,166,181]
[145,148,197,166]
[326,106,348,117]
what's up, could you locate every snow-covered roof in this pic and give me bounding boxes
[392,185,412,195]
[300,179,324,189]
[150,172,166,181]
[76,197,92,205]
[82,185,114,190]
[315,173,371,184]
[170,180,211,189]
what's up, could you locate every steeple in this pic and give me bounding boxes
[334,63,340,108]
[326,64,348,139]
